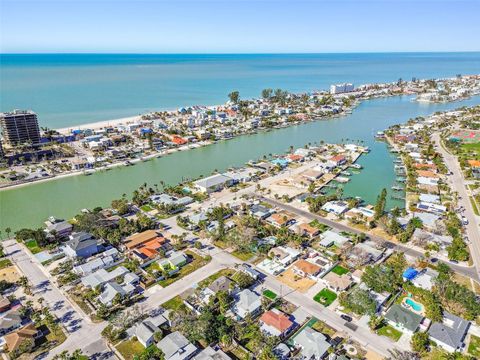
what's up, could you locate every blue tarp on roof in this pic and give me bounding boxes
[403,267,419,281]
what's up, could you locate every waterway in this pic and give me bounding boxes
[2,95,479,232]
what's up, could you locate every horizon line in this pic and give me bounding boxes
[2,50,480,56]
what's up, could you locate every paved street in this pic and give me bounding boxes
[259,195,480,281]
[4,240,113,360]
[433,133,480,279]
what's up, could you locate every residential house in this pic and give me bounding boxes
[98,272,140,306]
[3,323,39,354]
[136,320,160,348]
[259,309,295,338]
[201,276,234,303]
[292,259,321,279]
[81,265,130,289]
[411,228,452,249]
[322,272,353,292]
[0,297,11,313]
[0,309,23,336]
[63,232,101,258]
[318,230,350,248]
[411,268,438,291]
[193,174,232,193]
[329,155,346,166]
[268,246,301,266]
[231,289,262,320]
[44,219,73,238]
[267,212,296,228]
[428,312,470,353]
[293,327,331,359]
[468,160,480,179]
[321,201,349,216]
[296,223,321,238]
[384,304,423,335]
[250,204,274,220]
[193,346,231,360]
[157,331,198,360]
[73,247,120,276]
[158,251,189,273]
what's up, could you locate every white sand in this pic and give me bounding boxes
[55,114,143,134]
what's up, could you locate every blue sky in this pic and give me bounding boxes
[1,0,479,53]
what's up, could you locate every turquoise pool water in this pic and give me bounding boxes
[405,298,423,312]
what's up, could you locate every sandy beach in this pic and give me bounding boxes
[56,114,143,134]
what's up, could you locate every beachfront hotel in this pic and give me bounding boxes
[0,110,41,146]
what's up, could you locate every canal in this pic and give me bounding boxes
[1,95,479,231]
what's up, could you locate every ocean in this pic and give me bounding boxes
[1,52,480,128]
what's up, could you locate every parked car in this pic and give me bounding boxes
[341,314,352,322]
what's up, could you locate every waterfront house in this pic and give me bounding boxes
[63,232,101,258]
[293,327,331,359]
[328,155,347,166]
[193,174,232,193]
[321,201,349,216]
[301,169,323,181]
[44,219,73,238]
[419,193,441,204]
[157,331,198,360]
[259,309,295,337]
[428,312,470,353]
[384,304,423,336]
[231,289,262,320]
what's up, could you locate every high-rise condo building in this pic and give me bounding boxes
[0,110,41,146]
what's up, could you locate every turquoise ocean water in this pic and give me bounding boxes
[1,52,480,128]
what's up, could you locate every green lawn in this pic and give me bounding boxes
[140,204,154,212]
[25,239,42,254]
[468,334,480,357]
[462,142,480,156]
[158,251,211,287]
[313,289,337,307]
[310,318,336,337]
[0,258,12,269]
[331,265,349,276]
[377,324,402,342]
[161,295,184,311]
[231,249,255,261]
[309,219,330,232]
[263,289,277,300]
[116,339,144,360]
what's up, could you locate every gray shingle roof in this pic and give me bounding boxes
[385,304,423,332]
[428,312,470,350]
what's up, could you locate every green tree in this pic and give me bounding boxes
[228,91,240,104]
[374,188,387,220]
[411,332,429,353]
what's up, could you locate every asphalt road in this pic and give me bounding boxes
[433,133,480,280]
[258,195,480,281]
[4,240,113,360]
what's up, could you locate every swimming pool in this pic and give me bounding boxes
[405,298,423,312]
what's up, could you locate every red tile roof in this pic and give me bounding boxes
[260,310,293,332]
